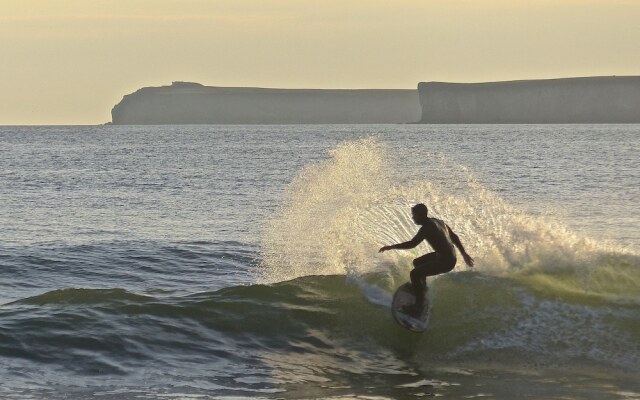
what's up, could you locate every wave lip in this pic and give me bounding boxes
[0,239,257,305]
[11,288,154,306]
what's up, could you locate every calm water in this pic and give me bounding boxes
[0,125,638,399]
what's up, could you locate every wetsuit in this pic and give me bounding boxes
[410,218,457,304]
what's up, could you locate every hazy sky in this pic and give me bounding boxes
[1,0,639,125]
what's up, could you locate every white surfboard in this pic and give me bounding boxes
[391,282,430,332]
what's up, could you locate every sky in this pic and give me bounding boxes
[1,0,639,125]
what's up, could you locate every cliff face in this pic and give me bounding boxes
[111,82,421,124]
[418,76,640,123]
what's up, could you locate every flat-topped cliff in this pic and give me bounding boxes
[418,76,640,123]
[111,82,421,124]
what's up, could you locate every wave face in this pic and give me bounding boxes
[1,271,638,397]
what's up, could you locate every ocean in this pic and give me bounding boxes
[0,124,638,399]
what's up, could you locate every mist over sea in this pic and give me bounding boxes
[1,124,638,399]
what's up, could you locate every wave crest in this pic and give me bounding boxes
[259,139,638,302]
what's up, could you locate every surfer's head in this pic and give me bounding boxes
[411,203,429,225]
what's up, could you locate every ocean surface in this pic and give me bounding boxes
[0,124,638,399]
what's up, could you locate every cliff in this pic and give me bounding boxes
[111,82,421,124]
[418,76,640,123]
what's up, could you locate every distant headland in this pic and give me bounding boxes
[418,76,640,123]
[110,82,421,124]
[110,76,640,124]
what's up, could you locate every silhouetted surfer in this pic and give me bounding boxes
[379,203,474,315]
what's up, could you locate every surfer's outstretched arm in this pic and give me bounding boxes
[379,231,423,253]
[447,225,475,267]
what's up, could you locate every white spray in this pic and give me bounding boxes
[259,138,639,303]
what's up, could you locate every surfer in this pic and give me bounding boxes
[379,203,474,315]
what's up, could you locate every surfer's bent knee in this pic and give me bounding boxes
[439,254,457,274]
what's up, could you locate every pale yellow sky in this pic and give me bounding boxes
[1,0,639,124]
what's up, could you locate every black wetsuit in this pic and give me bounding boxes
[410,218,457,303]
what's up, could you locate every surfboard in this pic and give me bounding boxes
[391,282,430,332]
